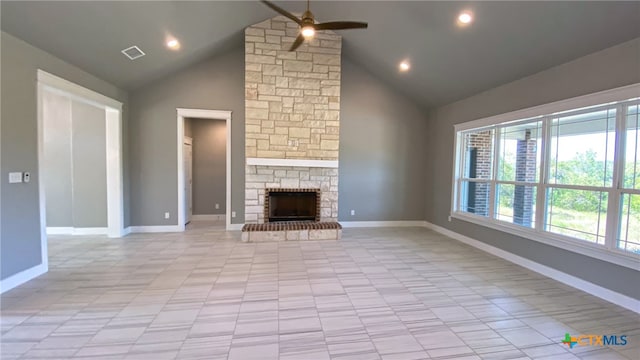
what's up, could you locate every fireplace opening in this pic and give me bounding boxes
[265,189,320,222]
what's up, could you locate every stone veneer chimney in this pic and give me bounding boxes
[244,16,342,224]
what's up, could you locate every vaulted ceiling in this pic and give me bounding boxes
[2,1,639,107]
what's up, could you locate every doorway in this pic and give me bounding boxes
[37,70,124,249]
[176,109,232,231]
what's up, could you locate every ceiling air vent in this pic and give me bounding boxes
[121,45,145,60]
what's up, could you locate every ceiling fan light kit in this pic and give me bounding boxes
[260,0,368,51]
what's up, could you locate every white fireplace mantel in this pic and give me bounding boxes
[246,157,339,168]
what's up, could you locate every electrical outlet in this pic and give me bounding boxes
[350,210,355,216]
[231,211,236,218]
[164,212,170,219]
[448,216,452,222]
[215,203,220,209]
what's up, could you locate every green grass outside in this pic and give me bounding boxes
[496,206,640,254]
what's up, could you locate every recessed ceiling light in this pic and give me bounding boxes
[399,61,410,72]
[458,11,473,25]
[166,38,180,50]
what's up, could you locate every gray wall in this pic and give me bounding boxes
[43,91,108,228]
[128,45,431,226]
[1,31,128,280]
[426,38,640,299]
[43,91,74,226]
[71,101,108,227]
[339,59,428,221]
[188,118,227,215]
[128,47,245,226]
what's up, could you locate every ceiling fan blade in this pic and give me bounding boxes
[260,0,302,25]
[314,21,368,31]
[289,34,305,51]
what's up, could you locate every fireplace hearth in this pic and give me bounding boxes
[265,188,320,223]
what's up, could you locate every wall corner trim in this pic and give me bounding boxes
[0,263,48,294]
[423,221,640,314]
[340,221,428,228]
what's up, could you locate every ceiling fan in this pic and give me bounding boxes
[260,0,368,51]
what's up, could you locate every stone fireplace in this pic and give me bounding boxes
[244,15,342,228]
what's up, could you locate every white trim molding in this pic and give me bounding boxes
[177,109,233,231]
[227,224,245,231]
[176,108,231,120]
[0,263,48,294]
[129,226,183,233]
[37,70,123,110]
[46,227,108,235]
[191,214,225,221]
[246,157,339,168]
[424,222,640,314]
[341,221,428,228]
[105,108,125,238]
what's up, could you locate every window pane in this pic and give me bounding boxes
[495,184,537,228]
[548,108,616,187]
[497,121,542,182]
[461,129,494,180]
[460,180,490,216]
[624,104,640,190]
[545,188,607,245]
[618,193,640,254]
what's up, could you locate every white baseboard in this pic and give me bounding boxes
[46,227,73,235]
[47,227,107,235]
[423,221,640,314]
[0,263,48,294]
[227,223,244,231]
[341,221,428,228]
[192,214,225,221]
[129,225,183,233]
[122,227,132,236]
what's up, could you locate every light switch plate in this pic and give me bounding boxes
[9,172,23,183]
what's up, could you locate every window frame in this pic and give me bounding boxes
[450,84,640,270]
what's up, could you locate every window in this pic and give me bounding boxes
[495,121,542,227]
[459,129,494,217]
[619,103,640,253]
[545,109,615,245]
[452,84,640,266]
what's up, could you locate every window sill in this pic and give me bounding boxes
[450,212,640,270]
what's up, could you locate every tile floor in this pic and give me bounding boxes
[1,223,638,359]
